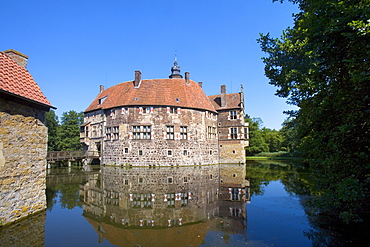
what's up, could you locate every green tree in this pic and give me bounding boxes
[258,0,370,223]
[261,128,283,152]
[57,110,84,151]
[46,110,59,151]
[245,116,269,155]
[279,117,300,153]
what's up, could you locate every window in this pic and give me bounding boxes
[110,110,115,119]
[143,107,153,114]
[121,107,129,114]
[181,192,189,206]
[106,126,119,140]
[105,127,117,141]
[98,96,107,105]
[139,177,143,183]
[132,193,153,208]
[244,127,249,139]
[230,127,238,139]
[167,107,177,114]
[183,150,188,156]
[124,179,129,185]
[167,177,173,184]
[207,126,216,139]
[167,193,175,207]
[229,110,237,120]
[133,125,151,140]
[180,126,187,140]
[138,150,143,155]
[166,126,174,140]
[124,147,129,153]
[168,149,173,156]
[184,177,188,183]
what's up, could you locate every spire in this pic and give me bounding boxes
[169,54,183,78]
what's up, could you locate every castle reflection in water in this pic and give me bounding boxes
[82,164,250,246]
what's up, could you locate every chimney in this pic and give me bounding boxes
[4,49,28,68]
[198,82,203,88]
[185,72,190,85]
[100,85,104,93]
[134,70,142,88]
[221,85,226,107]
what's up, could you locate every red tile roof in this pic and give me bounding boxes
[0,51,52,107]
[208,93,242,110]
[85,78,217,113]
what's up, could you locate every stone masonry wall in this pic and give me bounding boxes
[217,108,248,164]
[83,106,219,166]
[0,98,46,123]
[0,111,47,226]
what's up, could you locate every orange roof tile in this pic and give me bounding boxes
[0,51,52,107]
[208,93,242,110]
[85,78,217,113]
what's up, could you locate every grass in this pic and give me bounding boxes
[246,151,304,160]
[246,156,303,161]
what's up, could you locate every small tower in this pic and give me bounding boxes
[169,57,183,78]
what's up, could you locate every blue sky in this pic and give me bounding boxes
[1,0,298,130]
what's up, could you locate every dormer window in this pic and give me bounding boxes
[98,96,107,105]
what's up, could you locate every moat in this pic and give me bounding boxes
[1,161,369,246]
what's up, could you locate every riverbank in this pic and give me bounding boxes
[246,156,304,161]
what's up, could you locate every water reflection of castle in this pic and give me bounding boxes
[82,164,250,246]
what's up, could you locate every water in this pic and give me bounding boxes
[1,161,369,246]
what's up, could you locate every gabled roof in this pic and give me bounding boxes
[208,93,242,110]
[0,51,53,108]
[85,78,216,113]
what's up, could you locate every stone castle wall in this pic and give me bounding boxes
[0,109,47,226]
[83,107,219,166]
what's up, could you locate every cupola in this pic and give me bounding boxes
[169,58,183,78]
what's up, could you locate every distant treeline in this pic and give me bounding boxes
[245,114,300,157]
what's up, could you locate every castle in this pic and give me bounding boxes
[80,60,248,166]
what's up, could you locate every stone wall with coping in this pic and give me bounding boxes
[0,110,47,226]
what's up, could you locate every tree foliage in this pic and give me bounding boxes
[245,115,292,155]
[245,116,269,155]
[46,110,59,151]
[258,0,370,223]
[55,110,84,151]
